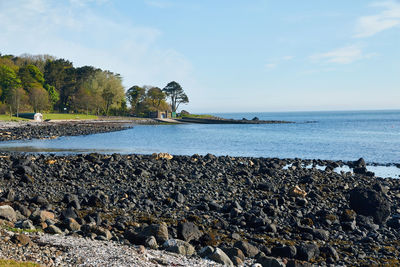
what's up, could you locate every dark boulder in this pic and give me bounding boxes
[349,187,390,224]
[177,222,203,242]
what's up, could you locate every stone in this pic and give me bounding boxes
[63,217,81,231]
[152,153,173,160]
[256,256,285,267]
[144,236,158,249]
[163,239,195,256]
[320,245,339,261]
[140,222,169,244]
[234,241,260,258]
[289,186,307,198]
[0,205,16,222]
[199,246,215,258]
[271,245,297,258]
[31,195,48,205]
[15,219,35,230]
[44,225,63,234]
[296,243,319,261]
[223,247,245,261]
[349,187,390,224]
[286,259,313,267]
[11,233,32,246]
[178,221,203,242]
[30,210,55,223]
[312,229,329,241]
[208,248,234,266]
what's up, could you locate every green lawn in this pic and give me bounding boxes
[0,113,98,121]
[0,115,29,121]
[42,113,98,120]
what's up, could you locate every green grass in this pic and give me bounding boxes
[180,114,216,119]
[6,227,42,234]
[0,259,41,267]
[42,113,98,120]
[0,115,29,121]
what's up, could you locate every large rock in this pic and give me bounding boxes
[256,256,286,267]
[140,222,169,244]
[30,210,55,224]
[177,222,203,242]
[296,243,319,261]
[349,187,390,224]
[163,239,195,256]
[271,245,297,258]
[234,241,260,257]
[0,205,16,222]
[208,248,234,266]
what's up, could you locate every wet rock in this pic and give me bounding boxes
[349,187,390,224]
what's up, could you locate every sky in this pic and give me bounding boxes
[0,0,399,113]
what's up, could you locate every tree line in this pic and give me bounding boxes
[0,53,189,117]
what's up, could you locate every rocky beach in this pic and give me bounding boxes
[0,135,399,267]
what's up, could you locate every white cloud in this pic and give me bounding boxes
[311,45,368,64]
[0,0,193,90]
[354,1,400,38]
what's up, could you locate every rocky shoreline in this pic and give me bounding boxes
[0,119,159,142]
[0,152,399,266]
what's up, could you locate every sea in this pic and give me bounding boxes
[0,110,399,177]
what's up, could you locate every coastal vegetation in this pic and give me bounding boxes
[0,53,189,118]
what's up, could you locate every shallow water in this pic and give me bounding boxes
[0,110,399,170]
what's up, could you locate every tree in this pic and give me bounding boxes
[101,72,125,116]
[7,87,29,116]
[126,85,146,113]
[162,81,189,112]
[44,84,60,108]
[29,86,50,112]
[0,65,21,102]
[147,87,166,110]
[18,65,45,90]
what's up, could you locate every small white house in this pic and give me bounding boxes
[34,113,43,122]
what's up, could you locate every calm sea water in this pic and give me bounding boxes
[1,110,399,166]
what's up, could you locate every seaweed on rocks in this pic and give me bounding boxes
[0,152,399,266]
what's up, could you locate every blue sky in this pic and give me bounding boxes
[0,0,399,112]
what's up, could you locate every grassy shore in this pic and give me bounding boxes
[0,259,41,267]
[0,115,29,121]
[0,113,98,121]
